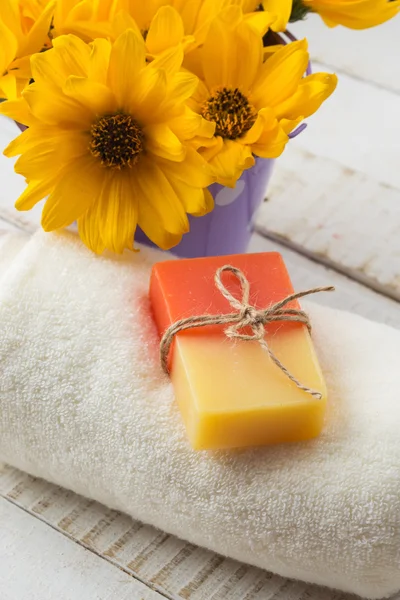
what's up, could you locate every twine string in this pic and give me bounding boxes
[160,265,334,400]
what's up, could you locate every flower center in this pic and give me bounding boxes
[89,114,145,169]
[201,88,257,140]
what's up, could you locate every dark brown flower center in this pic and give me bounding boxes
[89,113,145,169]
[201,88,257,140]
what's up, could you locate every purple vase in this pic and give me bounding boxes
[136,158,274,258]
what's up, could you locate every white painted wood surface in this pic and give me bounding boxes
[0,15,399,600]
[290,15,400,93]
[279,62,400,191]
[256,145,400,300]
[0,498,162,600]
[2,462,397,600]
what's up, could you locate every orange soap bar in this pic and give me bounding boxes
[150,253,327,450]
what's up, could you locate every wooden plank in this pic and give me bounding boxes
[290,16,400,94]
[0,466,372,600]
[287,61,400,190]
[0,497,164,600]
[255,145,400,300]
[248,233,400,328]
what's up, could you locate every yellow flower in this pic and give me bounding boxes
[303,0,400,29]
[113,0,272,56]
[189,8,337,187]
[111,4,195,59]
[1,31,216,253]
[0,0,54,99]
[52,0,118,40]
[111,0,224,51]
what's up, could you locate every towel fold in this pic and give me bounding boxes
[0,230,399,599]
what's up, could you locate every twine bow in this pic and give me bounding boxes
[160,265,334,399]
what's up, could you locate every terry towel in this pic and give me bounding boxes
[0,230,399,600]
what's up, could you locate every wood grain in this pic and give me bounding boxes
[0,465,374,600]
[290,16,400,94]
[281,62,400,191]
[0,497,164,600]
[249,234,400,328]
[255,146,400,300]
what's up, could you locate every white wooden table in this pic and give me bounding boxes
[0,16,399,600]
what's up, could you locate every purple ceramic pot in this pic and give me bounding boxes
[136,158,274,258]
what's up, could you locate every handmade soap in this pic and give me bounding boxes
[150,253,327,450]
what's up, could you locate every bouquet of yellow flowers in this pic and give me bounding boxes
[0,0,398,256]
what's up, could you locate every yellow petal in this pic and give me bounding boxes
[136,157,189,250]
[128,66,167,123]
[4,125,39,157]
[240,111,267,145]
[251,39,309,109]
[31,34,91,86]
[149,44,184,75]
[243,10,275,36]
[182,46,204,79]
[108,29,146,110]
[23,82,93,127]
[64,76,116,116]
[97,169,138,254]
[0,0,21,41]
[14,130,88,180]
[0,19,18,75]
[208,140,255,187]
[306,0,400,30]
[274,72,338,120]
[19,1,55,57]
[168,106,215,142]
[42,156,102,230]
[251,120,289,158]
[77,200,106,255]
[0,97,35,127]
[160,146,215,189]
[201,9,239,89]
[95,0,118,21]
[262,0,292,31]
[198,135,224,161]
[201,9,263,91]
[66,20,114,40]
[232,21,263,90]
[88,38,112,84]
[160,70,199,117]
[202,188,215,213]
[242,0,259,10]
[166,174,214,217]
[0,73,17,100]
[146,6,185,55]
[8,55,31,79]
[50,33,92,74]
[111,9,142,39]
[194,0,241,45]
[144,123,186,162]
[15,175,59,211]
[279,117,303,135]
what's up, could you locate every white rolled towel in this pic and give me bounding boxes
[0,230,399,600]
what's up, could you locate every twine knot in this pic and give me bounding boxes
[160,265,334,400]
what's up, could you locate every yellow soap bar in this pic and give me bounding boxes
[150,253,327,450]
